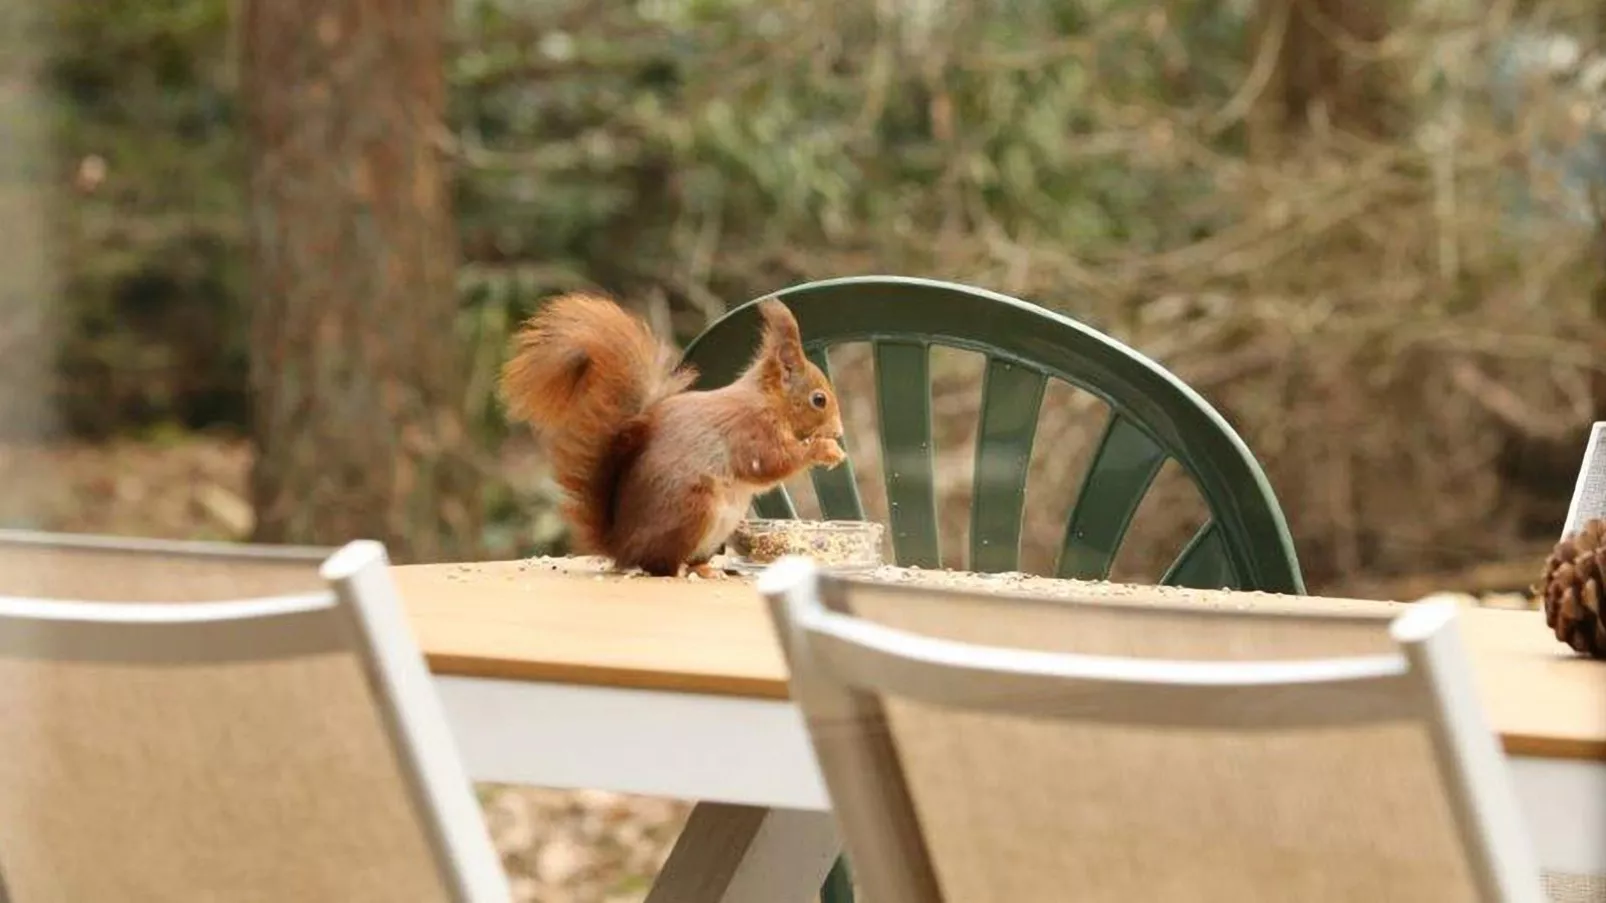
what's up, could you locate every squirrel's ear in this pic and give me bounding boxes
[756,299,805,378]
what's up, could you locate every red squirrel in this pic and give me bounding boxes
[498,292,846,578]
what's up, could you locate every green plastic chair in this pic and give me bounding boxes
[679,275,1306,902]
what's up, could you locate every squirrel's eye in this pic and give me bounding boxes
[809,390,827,410]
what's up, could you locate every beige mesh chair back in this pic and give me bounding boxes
[0,530,511,903]
[758,557,1546,903]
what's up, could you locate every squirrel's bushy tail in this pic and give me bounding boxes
[498,292,694,553]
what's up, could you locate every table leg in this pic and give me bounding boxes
[645,802,841,903]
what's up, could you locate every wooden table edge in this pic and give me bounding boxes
[426,655,1606,762]
[1500,732,1606,762]
[426,653,792,701]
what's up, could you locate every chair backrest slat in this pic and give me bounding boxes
[802,605,1421,729]
[969,358,1047,574]
[0,592,344,663]
[1160,519,1237,590]
[805,346,868,521]
[1056,412,1168,580]
[874,340,942,568]
[753,483,797,519]
[0,528,329,602]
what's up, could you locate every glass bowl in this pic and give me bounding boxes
[723,518,886,574]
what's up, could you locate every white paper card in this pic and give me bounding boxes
[1563,422,1606,539]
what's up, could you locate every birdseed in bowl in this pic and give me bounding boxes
[724,518,885,574]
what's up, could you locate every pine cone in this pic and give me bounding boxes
[1532,518,1606,658]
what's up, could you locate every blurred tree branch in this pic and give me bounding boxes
[1248,0,1399,157]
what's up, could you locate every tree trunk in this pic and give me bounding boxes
[241,0,480,563]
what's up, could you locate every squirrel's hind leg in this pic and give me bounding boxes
[630,554,683,578]
[614,475,723,579]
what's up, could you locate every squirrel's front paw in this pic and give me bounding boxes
[809,437,847,469]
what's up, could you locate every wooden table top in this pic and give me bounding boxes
[394,556,1606,762]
